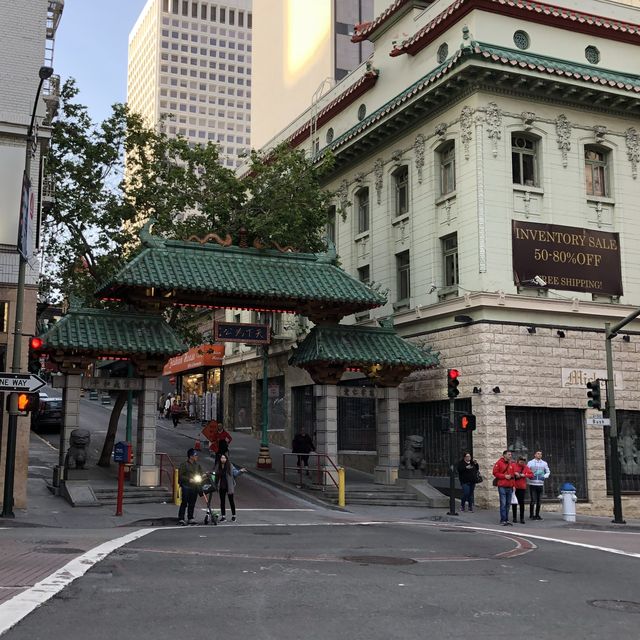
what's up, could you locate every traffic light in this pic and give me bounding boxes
[6,393,38,416]
[447,369,460,398]
[28,336,43,374]
[586,379,602,410]
[458,413,476,432]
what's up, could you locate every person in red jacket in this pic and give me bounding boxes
[493,450,517,526]
[511,455,534,524]
[208,422,233,464]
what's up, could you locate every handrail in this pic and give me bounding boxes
[282,452,340,490]
[156,452,176,491]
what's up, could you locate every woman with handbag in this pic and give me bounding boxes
[457,452,480,512]
[511,455,534,524]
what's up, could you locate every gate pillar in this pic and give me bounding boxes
[57,373,82,485]
[131,376,159,486]
[374,387,400,485]
[313,384,338,485]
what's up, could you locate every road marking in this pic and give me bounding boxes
[32,433,58,451]
[197,508,315,512]
[456,524,640,559]
[0,528,157,636]
[569,528,640,536]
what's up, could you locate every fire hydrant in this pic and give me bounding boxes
[559,482,577,522]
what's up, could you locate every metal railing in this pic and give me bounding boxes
[282,452,340,490]
[156,452,176,493]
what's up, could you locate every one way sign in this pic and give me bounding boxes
[0,373,46,393]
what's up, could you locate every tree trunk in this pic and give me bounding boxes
[97,391,128,467]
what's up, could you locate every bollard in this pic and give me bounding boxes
[558,482,578,522]
[338,467,346,507]
[173,468,181,506]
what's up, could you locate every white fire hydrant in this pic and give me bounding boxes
[558,482,578,522]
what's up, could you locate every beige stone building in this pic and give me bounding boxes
[225,0,640,517]
[0,0,62,509]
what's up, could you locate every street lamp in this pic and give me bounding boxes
[1,65,53,518]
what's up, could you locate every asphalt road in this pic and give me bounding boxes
[3,516,640,640]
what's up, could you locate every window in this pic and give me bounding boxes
[326,206,336,244]
[358,265,370,284]
[438,142,456,196]
[585,146,609,197]
[393,165,409,216]
[356,187,369,234]
[396,251,410,302]
[442,234,458,288]
[512,134,538,187]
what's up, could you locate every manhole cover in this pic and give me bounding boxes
[343,555,417,566]
[252,531,292,536]
[35,547,85,554]
[588,600,640,614]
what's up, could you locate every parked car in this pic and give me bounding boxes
[31,397,63,433]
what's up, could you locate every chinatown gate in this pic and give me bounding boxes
[40,223,437,490]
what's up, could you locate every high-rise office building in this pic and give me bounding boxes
[251,0,373,150]
[128,0,253,169]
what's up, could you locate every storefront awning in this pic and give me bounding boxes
[162,344,224,376]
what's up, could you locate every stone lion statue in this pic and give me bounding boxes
[65,428,91,470]
[400,434,426,470]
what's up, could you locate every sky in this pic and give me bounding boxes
[54,0,148,123]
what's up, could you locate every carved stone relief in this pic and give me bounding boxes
[435,122,448,142]
[414,134,426,184]
[485,102,502,157]
[374,158,384,204]
[555,114,572,168]
[626,127,639,180]
[593,126,607,144]
[520,111,535,131]
[460,106,474,160]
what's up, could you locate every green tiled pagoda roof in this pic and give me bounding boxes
[289,324,439,369]
[96,238,387,316]
[41,308,186,356]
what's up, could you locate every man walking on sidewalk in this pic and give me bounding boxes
[178,448,204,525]
[528,450,551,520]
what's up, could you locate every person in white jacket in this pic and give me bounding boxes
[527,450,551,520]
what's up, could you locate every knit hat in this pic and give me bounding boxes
[187,448,198,458]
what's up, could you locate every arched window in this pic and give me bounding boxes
[393,165,409,216]
[512,133,539,187]
[584,146,609,197]
[356,187,370,234]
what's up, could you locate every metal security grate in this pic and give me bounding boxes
[338,395,376,451]
[506,407,587,499]
[292,385,316,436]
[604,410,640,494]
[399,399,472,477]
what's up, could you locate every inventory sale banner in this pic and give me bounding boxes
[512,220,622,296]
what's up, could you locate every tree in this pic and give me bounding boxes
[43,79,334,465]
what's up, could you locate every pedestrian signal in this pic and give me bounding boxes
[6,393,38,416]
[586,379,602,410]
[447,369,460,398]
[458,413,476,432]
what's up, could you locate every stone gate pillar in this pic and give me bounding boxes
[374,387,400,485]
[58,373,82,484]
[314,384,338,485]
[132,376,159,486]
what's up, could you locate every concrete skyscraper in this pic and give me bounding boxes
[128,0,252,169]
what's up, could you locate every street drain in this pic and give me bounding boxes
[35,547,85,554]
[588,600,640,614]
[343,555,417,566]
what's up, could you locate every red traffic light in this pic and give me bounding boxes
[30,336,43,350]
[448,369,459,380]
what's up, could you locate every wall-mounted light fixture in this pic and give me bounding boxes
[623,335,631,343]
[454,315,473,324]
[527,326,536,334]
[557,330,566,338]
[472,386,482,394]
[492,386,501,393]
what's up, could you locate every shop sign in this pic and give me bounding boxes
[336,386,384,398]
[82,377,143,391]
[561,368,623,389]
[162,344,225,376]
[215,322,270,344]
[512,220,622,295]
